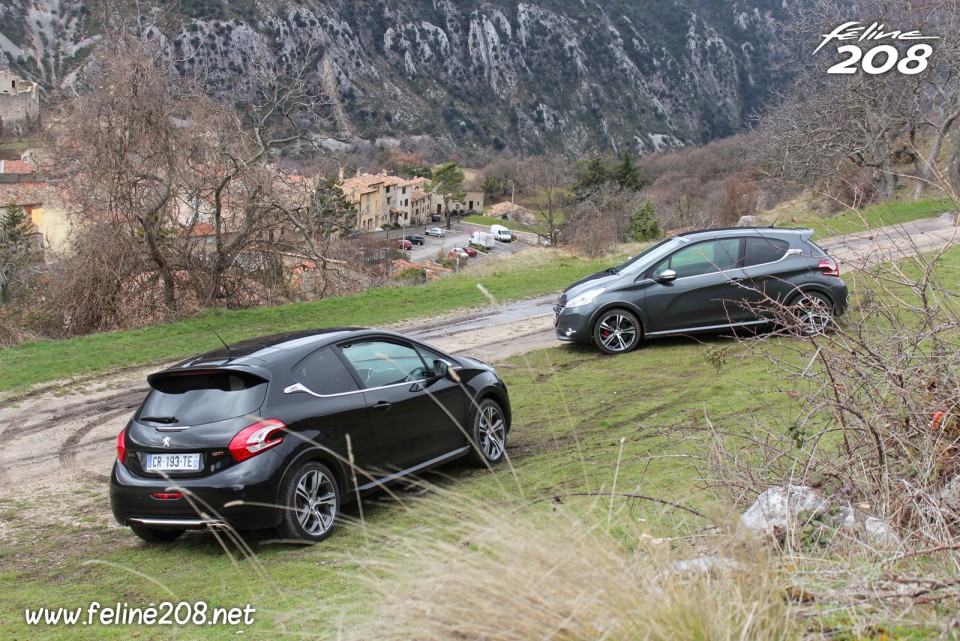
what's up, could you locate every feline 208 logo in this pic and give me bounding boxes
[814,21,939,75]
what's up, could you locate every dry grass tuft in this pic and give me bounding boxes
[348,493,797,641]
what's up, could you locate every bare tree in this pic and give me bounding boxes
[563,184,646,256]
[45,34,191,310]
[0,203,36,304]
[522,155,571,246]
[42,24,342,328]
[755,0,960,202]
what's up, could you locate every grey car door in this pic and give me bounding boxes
[736,236,795,317]
[643,238,751,333]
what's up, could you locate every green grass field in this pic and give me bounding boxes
[0,323,796,640]
[781,197,955,239]
[0,253,613,395]
[2,246,958,639]
[460,214,536,233]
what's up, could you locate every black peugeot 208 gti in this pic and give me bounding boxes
[110,328,511,543]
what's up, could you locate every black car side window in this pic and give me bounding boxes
[742,237,790,267]
[652,239,740,279]
[294,348,361,395]
[340,341,430,388]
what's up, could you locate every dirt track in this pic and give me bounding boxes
[0,214,956,534]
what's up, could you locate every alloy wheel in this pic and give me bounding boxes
[595,311,639,354]
[294,468,338,537]
[792,292,834,336]
[478,403,506,461]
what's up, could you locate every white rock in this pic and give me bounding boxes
[831,505,901,548]
[739,485,830,534]
[938,475,960,513]
[670,556,745,575]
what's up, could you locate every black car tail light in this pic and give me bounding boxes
[151,492,183,500]
[818,258,840,277]
[116,428,127,465]
[229,419,286,463]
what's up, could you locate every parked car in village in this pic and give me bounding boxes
[110,329,511,544]
[459,245,478,257]
[448,247,470,259]
[394,239,413,250]
[426,227,446,238]
[490,224,513,242]
[553,227,849,354]
[405,234,425,246]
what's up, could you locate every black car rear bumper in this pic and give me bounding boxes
[110,452,286,530]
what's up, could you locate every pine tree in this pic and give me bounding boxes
[1,203,34,303]
[613,152,648,191]
[629,200,660,242]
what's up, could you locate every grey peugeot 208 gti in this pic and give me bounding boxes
[554,227,848,354]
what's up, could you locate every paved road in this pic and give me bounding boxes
[391,223,528,263]
[818,212,958,268]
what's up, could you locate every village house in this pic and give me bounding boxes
[0,68,40,135]
[340,172,388,231]
[485,201,535,224]
[338,168,484,231]
[0,155,73,253]
[395,176,431,225]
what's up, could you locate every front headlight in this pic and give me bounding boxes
[566,287,605,308]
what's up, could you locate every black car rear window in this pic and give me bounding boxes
[293,348,361,395]
[139,371,268,426]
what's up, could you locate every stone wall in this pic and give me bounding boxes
[0,71,40,134]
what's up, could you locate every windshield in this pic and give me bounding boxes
[139,371,268,426]
[616,237,686,277]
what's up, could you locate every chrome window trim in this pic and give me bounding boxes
[655,243,801,282]
[284,366,463,398]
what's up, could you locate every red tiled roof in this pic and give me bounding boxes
[0,159,36,174]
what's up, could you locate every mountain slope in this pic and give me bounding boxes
[0,0,788,155]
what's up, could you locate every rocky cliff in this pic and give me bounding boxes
[0,0,788,155]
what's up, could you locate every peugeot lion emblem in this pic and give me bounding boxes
[162,436,171,448]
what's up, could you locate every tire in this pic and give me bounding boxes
[592,309,641,354]
[468,398,508,467]
[129,523,184,543]
[789,291,834,336]
[276,462,340,543]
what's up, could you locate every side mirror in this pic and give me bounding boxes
[657,269,678,283]
[432,359,450,380]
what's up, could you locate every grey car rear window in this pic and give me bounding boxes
[742,237,789,267]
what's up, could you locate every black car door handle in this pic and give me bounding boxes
[372,401,392,411]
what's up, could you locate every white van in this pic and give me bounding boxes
[490,224,512,242]
[469,231,495,249]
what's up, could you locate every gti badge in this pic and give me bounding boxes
[162,436,171,448]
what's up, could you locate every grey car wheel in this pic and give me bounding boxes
[277,462,340,543]
[592,309,641,354]
[469,398,507,466]
[790,291,834,336]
